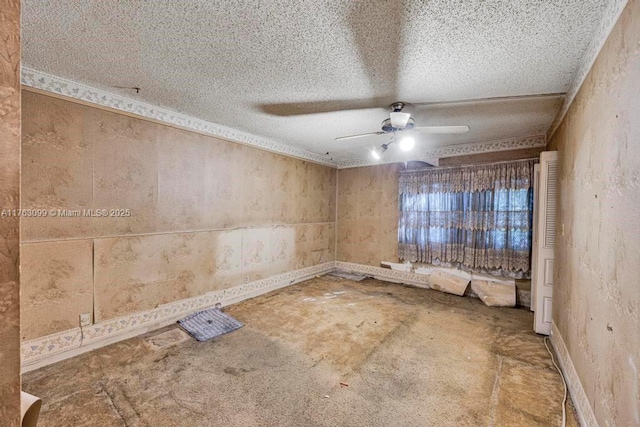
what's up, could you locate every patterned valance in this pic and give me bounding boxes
[399,158,537,194]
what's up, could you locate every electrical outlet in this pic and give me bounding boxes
[79,312,92,327]
[320,256,325,263]
[244,276,249,284]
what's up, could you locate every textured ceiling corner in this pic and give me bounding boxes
[547,0,629,138]
[336,135,547,169]
[20,67,338,168]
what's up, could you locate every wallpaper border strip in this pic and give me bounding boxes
[20,67,336,168]
[21,262,336,372]
[550,322,598,427]
[547,0,628,138]
[334,261,431,288]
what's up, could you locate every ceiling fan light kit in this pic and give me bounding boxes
[337,101,470,160]
[371,143,390,160]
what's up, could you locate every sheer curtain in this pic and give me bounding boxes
[398,159,537,277]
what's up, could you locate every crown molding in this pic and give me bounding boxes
[20,68,548,170]
[335,135,547,169]
[20,67,337,168]
[547,0,628,138]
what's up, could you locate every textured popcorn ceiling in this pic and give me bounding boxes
[22,0,609,163]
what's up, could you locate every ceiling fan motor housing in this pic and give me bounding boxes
[382,117,415,132]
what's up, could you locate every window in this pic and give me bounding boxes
[398,159,536,278]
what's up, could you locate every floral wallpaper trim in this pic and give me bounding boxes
[334,261,431,288]
[21,262,336,368]
[550,322,598,427]
[20,67,336,167]
[20,328,83,366]
[548,0,628,138]
[335,135,547,169]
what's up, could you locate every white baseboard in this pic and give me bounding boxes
[21,262,336,372]
[550,322,598,427]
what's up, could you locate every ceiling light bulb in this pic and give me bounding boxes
[399,136,415,151]
[371,148,381,160]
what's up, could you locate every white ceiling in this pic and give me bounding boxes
[22,0,611,166]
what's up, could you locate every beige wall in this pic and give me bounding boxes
[0,0,21,424]
[20,91,336,341]
[547,1,640,424]
[336,149,540,268]
[337,163,402,266]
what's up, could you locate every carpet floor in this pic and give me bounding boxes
[23,276,577,426]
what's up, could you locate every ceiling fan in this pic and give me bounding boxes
[334,101,469,141]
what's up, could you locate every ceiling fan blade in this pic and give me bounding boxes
[413,93,565,107]
[258,98,391,116]
[335,131,387,141]
[415,125,470,134]
[260,93,566,117]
